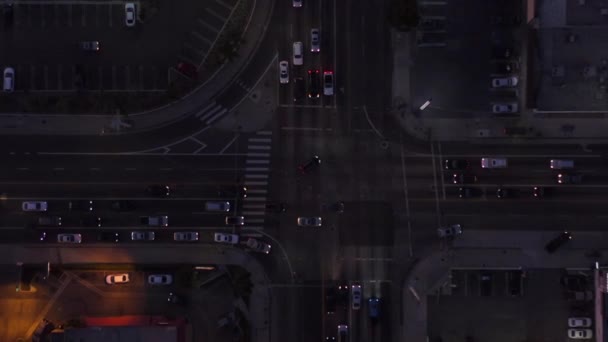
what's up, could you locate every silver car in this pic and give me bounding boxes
[297,217,322,227]
[57,234,82,244]
[22,201,48,212]
[246,238,271,254]
[131,231,155,241]
[174,231,199,241]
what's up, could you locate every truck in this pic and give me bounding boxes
[140,215,168,227]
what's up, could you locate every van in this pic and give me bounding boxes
[550,159,574,169]
[3,67,14,92]
[293,42,303,66]
[205,201,230,212]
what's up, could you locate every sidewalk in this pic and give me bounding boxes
[0,0,274,136]
[4,245,271,342]
[401,230,606,342]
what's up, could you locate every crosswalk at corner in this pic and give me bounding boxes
[242,131,272,229]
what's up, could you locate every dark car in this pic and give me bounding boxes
[333,201,345,213]
[453,173,477,184]
[325,287,337,314]
[494,62,519,74]
[307,69,320,98]
[496,188,518,198]
[298,155,321,174]
[492,47,514,59]
[68,200,93,211]
[480,271,493,296]
[37,216,62,227]
[504,126,528,136]
[294,77,305,102]
[444,159,469,170]
[507,270,523,296]
[337,284,349,305]
[533,186,551,198]
[266,202,287,213]
[147,184,170,197]
[3,3,13,28]
[80,41,100,51]
[557,173,583,184]
[459,187,479,198]
[368,297,380,319]
[81,215,102,227]
[491,15,522,27]
[217,185,247,198]
[176,62,197,79]
[111,200,135,211]
[98,231,120,243]
[545,231,571,253]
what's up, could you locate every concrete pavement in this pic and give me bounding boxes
[401,229,606,341]
[1,245,271,342]
[0,0,274,136]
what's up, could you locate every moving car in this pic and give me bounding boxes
[22,201,48,212]
[246,238,272,254]
[568,329,593,339]
[550,159,574,169]
[368,297,380,318]
[57,234,82,243]
[125,2,135,27]
[98,231,120,242]
[557,173,583,184]
[148,274,173,285]
[568,317,592,328]
[147,184,170,197]
[80,41,100,51]
[458,187,479,199]
[131,231,155,241]
[444,159,468,170]
[496,188,518,199]
[351,284,362,310]
[293,0,302,7]
[217,185,247,198]
[307,69,320,98]
[533,186,550,198]
[105,273,129,285]
[38,216,62,227]
[3,66,14,92]
[310,28,320,52]
[481,157,507,168]
[279,60,289,84]
[545,231,571,253]
[298,155,321,174]
[492,103,518,113]
[205,201,231,212]
[112,200,135,211]
[214,232,239,245]
[337,284,349,305]
[68,200,93,211]
[293,42,303,65]
[174,231,199,241]
[225,216,245,226]
[325,287,337,314]
[452,173,477,184]
[297,217,322,227]
[294,77,305,102]
[437,224,463,238]
[493,61,519,74]
[337,324,348,336]
[491,76,518,88]
[140,215,169,227]
[323,71,334,96]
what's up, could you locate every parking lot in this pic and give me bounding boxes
[412,0,524,115]
[428,268,595,341]
[0,0,239,93]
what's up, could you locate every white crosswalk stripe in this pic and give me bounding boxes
[241,131,272,228]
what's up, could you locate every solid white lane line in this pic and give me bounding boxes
[244,181,268,186]
[248,145,271,150]
[246,160,270,164]
[248,138,271,143]
[245,174,269,179]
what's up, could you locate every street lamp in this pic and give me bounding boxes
[419,98,432,111]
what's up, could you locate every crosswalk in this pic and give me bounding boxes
[194,101,228,125]
[242,131,272,229]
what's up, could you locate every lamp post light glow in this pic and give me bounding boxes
[419,98,432,111]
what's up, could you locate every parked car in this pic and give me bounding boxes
[105,273,129,285]
[294,77,305,102]
[568,329,593,339]
[279,60,289,84]
[217,185,247,198]
[213,232,239,245]
[176,62,197,79]
[68,200,93,211]
[147,184,170,197]
[496,188,518,199]
[298,155,321,174]
[22,201,48,212]
[545,231,571,253]
[458,187,479,199]
[444,159,468,170]
[140,215,169,227]
[491,76,518,88]
[148,274,173,285]
[111,200,135,211]
[205,201,231,212]
[310,28,320,52]
[507,270,523,296]
[492,103,518,113]
[337,324,348,337]
[557,173,583,184]
[37,216,62,227]
[480,271,492,296]
[174,231,199,242]
[80,41,100,51]
[323,71,334,96]
[550,159,574,169]
[481,157,507,168]
[246,238,272,254]
[568,317,592,328]
[351,284,362,310]
[125,2,135,27]
[297,217,322,227]
[452,173,477,184]
[533,186,551,198]
[131,231,155,241]
[225,216,245,226]
[3,66,14,92]
[437,224,463,238]
[57,234,82,243]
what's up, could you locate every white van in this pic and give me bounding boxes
[3,67,14,92]
[293,42,303,66]
[550,159,574,169]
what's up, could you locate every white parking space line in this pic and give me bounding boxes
[205,109,227,124]
[206,7,228,21]
[245,174,269,179]
[112,66,117,89]
[244,180,268,186]
[245,197,267,202]
[97,66,103,90]
[108,2,112,27]
[248,189,268,194]
[248,145,271,150]
[243,203,265,209]
[30,65,35,91]
[54,4,59,26]
[43,66,49,90]
[41,4,46,27]
[139,65,144,90]
[248,138,271,143]
[257,131,272,135]
[125,65,130,90]
[184,42,206,57]
[247,152,270,157]
[57,65,63,91]
[191,31,212,46]
[95,4,100,27]
[198,18,220,33]
[81,4,86,27]
[68,4,72,27]
[245,167,269,172]
[215,0,233,11]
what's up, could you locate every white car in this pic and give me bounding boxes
[323,71,334,96]
[351,284,362,310]
[310,28,320,52]
[57,234,82,243]
[293,0,302,7]
[491,76,518,88]
[125,3,135,27]
[3,67,14,92]
[131,231,155,241]
[481,157,507,168]
[22,201,48,212]
[174,231,199,241]
[246,238,271,254]
[568,317,592,328]
[105,273,129,285]
[492,103,518,113]
[437,224,463,237]
[279,60,289,84]
[297,217,322,227]
[214,232,239,245]
[293,42,303,66]
[568,329,593,339]
[148,274,173,285]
